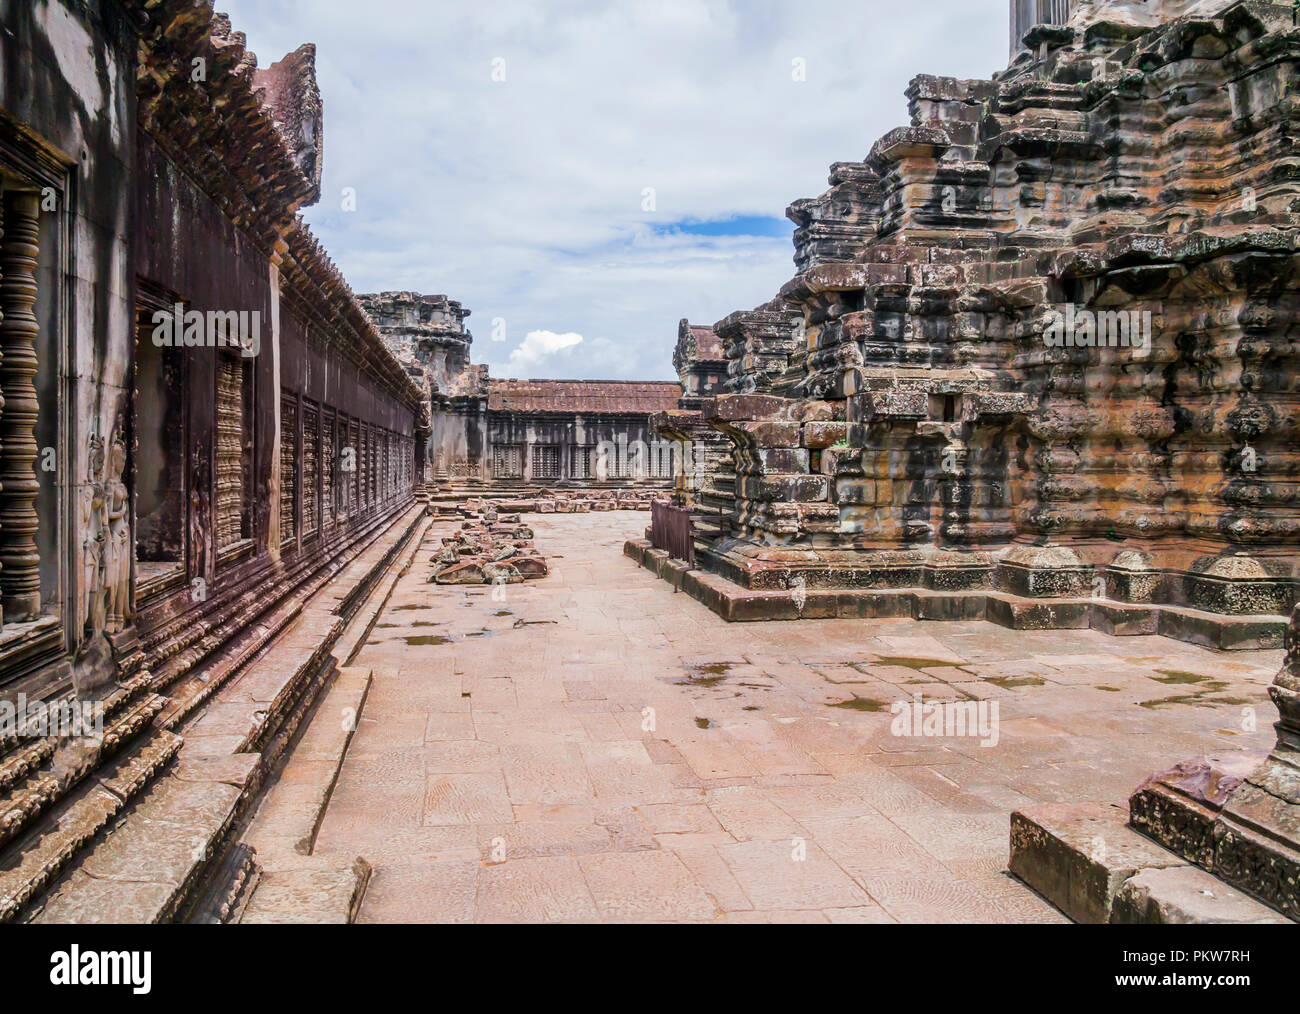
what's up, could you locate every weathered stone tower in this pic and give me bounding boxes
[359,292,483,487]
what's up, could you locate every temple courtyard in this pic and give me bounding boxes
[247,512,1282,923]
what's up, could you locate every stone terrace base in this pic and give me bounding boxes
[1009,802,1292,924]
[1127,752,1300,921]
[624,540,1287,652]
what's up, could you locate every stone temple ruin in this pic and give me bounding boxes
[359,291,679,510]
[3,0,1300,929]
[636,0,1300,919]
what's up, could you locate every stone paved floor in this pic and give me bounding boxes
[308,512,1282,923]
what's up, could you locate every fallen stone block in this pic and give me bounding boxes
[511,556,549,579]
[483,562,523,585]
[432,561,485,584]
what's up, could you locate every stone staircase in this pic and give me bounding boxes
[0,504,427,924]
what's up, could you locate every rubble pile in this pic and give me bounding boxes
[447,489,660,515]
[428,510,549,585]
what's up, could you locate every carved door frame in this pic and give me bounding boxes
[0,126,74,684]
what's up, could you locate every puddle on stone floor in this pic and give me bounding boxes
[1139,678,1241,709]
[829,696,888,713]
[513,619,557,628]
[1150,670,1212,685]
[411,621,443,628]
[1095,685,1122,692]
[662,662,739,689]
[869,656,965,671]
[493,610,513,617]
[694,717,715,729]
[985,676,1046,689]
[403,634,453,646]
[392,604,428,611]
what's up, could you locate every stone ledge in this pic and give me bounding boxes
[1111,866,1292,925]
[624,539,1286,650]
[242,666,373,867]
[1009,803,1187,924]
[239,859,372,924]
[0,731,183,923]
[29,752,260,924]
[20,508,424,924]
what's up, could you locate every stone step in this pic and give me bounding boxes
[1128,753,1266,868]
[188,842,260,924]
[1111,866,1293,924]
[0,730,182,922]
[243,666,372,863]
[230,528,426,926]
[154,594,305,729]
[181,509,425,764]
[29,752,260,924]
[1129,752,1300,919]
[1009,802,1189,923]
[0,693,166,854]
[626,539,1288,650]
[154,504,423,729]
[23,507,425,924]
[239,859,371,924]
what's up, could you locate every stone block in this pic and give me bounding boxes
[802,421,849,449]
[1128,756,1261,869]
[1110,867,1290,924]
[1009,803,1186,924]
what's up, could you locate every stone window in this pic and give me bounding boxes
[302,401,319,539]
[322,408,335,527]
[533,445,560,480]
[570,446,591,480]
[367,427,377,506]
[215,354,254,554]
[602,445,627,479]
[348,417,360,515]
[493,444,523,479]
[646,441,673,479]
[280,393,297,546]
[383,431,392,500]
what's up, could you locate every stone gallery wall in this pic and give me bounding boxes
[0,0,427,919]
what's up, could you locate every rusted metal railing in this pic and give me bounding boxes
[650,500,694,566]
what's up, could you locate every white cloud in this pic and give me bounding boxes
[219,0,1010,380]
[502,329,584,378]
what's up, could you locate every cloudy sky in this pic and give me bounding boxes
[222,0,1009,380]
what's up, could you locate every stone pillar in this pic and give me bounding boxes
[0,191,43,622]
